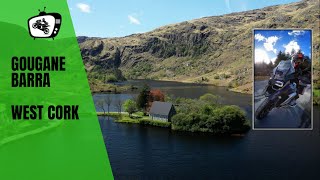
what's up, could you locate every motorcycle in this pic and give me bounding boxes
[32,19,50,34]
[255,60,307,119]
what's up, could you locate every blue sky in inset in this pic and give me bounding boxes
[67,0,299,37]
[254,30,312,64]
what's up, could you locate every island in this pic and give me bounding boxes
[96,85,250,135]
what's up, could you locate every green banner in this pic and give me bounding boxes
[0,0,113,179]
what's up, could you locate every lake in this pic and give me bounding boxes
[95,80,320,179]
[93,80,252,119]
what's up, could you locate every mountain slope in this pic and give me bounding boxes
[78,0,319,94]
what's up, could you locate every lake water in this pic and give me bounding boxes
[93,80,252,119]
[95,80,320,179]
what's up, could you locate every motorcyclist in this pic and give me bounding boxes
[256,51,311,118]
[291,51,311,97]
[264,51,310,106]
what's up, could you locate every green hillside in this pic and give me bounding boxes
[78,0,319,97]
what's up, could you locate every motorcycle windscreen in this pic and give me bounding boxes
[28,15,55,38]
[273,60,295,79]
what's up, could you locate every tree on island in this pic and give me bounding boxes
[123,99,138,118]
[136,84,150,115]
[147,89,165,110]
[171,94,250,134]
[115,97,123,116]
[200,93,220,105]
[105,95,112,115]
[149,89,165,102]
[96,99,106,115]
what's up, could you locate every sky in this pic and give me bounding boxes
[67,0,300,37]
[254,30,312,64]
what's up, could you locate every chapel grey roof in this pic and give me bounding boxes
[149,101,173,116]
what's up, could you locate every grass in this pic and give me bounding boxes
[115,118,140,124]
[314,89,320,105]
[97,111,171,128]
[115,113,147,124]
[314,89,320,97]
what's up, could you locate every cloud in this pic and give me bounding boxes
[255,49,271,64]
[128,15,141,25]
[255,33,265,41]
[263,36,279,54]
[77,3,91,13]
[284,40,300,54]
[255,34,279,54]
[288,30,305,36]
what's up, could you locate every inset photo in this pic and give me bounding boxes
[253,29,312,130]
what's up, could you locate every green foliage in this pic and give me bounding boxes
[112,112,171,127]
[212,105,249,134]
[126,62,153,79]
[136,84,150,112]
[174,98,203,114]
[274,50,290,67]
[192,44,209,57]
[200,93,220,105]
[223,74,231,79]
[87,68,125,83]
[214,74,231,80]
[174,93,220,114]
[123,99,138,117]
[105,74,118,83]
[113,93,250,135]
[201,104,215,115]
[314,90,320,105]
[171,97,250,134]
[314,80,320,90]
[139,119,171,128]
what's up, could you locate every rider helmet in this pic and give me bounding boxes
[292,52,304,69]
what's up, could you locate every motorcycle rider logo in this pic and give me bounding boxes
[28,7,62,39]
[32,18,50,35]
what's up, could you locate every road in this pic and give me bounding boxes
[254,80,312,129]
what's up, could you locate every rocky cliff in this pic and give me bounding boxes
[78,0,319,93]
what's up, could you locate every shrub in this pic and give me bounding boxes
[139,119,171,128]
[171,113,193,131]
[123,99,138,117]
[213,105,249,134]
[171,104,250,134]
[200,93,220,105]
[222,74,231,79]
[105,74,118,83]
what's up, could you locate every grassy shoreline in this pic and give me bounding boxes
[97,111,249,135]
[97,112,171,127]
